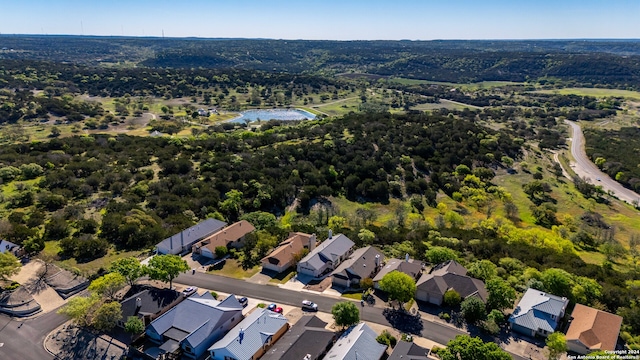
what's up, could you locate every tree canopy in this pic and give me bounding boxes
[0,252,21,280]
[331,301,360,329]
[378,271,417,308]
[435,335,511,360]
[147,254,189,289]
[109,257,146,286]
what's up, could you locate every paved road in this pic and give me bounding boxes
[175,273,527,360]
[0,311,66,360]
[566,120,640,204]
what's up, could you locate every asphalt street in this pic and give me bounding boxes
[566,120,640,204]
[0,310,66,360]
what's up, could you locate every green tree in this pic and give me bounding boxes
[436,335,511,360]
[486,278,517,311]
[220,189,243,220]
[460,296,487,323]
[444,211,465,228]
[467,260,497,281]
[57,294,101,327]
[378,271,416,309]
[541,268,573,298]
[22,236,45,254]
[443,289,462,307]
[357,228,376,245]
[331,301,360,329]
[328,215,347,230]
[109,257,146,286]
[546,332,568,360]
[425,246,458,264]
[88,273,126,300]
[92,301,122,332]
[147,254,189,290]
[239,211,276,230]
[124,316,145,338]
[0,252,21,280]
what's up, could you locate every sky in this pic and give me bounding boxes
[1,0,639,40]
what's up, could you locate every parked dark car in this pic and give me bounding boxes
[237,297,248,307]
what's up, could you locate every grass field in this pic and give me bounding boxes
[411,101,471,111]
[388,78,524,90]
[207,258,261,279]
[40,241,145,275]
[535,88,640,100]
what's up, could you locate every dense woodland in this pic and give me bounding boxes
[2,36,640,88]
[1,36,640,349]
[584,126,640,193]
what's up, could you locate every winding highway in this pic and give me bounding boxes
[565,120,640,204]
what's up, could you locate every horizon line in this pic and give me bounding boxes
[1,33,639,42]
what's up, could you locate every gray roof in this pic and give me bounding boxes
[156,218,227,253]
[0,239,19,253]
[261,315,335,360]
[332,246,384,281]
[148,294,243,349]
[509,288,569,333]
[208,308,289,359]
[388,341,430,360]
[120,286,180,320]
[430,260,467,276]
[373,258,422,282]
[416,261,487,302]
[324,322,387,360]
[299,234,355,271]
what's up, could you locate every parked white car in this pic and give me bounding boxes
[302,300,318,311]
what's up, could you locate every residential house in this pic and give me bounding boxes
[388,340,432,360]
[261,232,316,273]
[373,255,422,290]
[208,308,289,360]
[297,232,355,278]
[415,260,487,306]
[508,288,569,338]
[118,286,181,327]
[0,239,22,257]
[566,304,623,355]
[192,220,256,259]
[156,218,227,255]
[323,322,387,360]
[331,246,384,289]
[143,293,244,359]
[261,315,335,360]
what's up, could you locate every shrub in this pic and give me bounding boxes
[439,312,451,321]
[257,303,266,308]
[376,330,397,348]
[401,333,413,342]
[359,277,374,290]
[480,319,500,335]
[214,246,228,258]
[210,291,218,299]
[443,289,462,307]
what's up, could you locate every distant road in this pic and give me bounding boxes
[566,120,640,204]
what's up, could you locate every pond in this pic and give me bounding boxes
[228,108,316,124]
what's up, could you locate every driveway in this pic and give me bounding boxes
[566,120,640,204]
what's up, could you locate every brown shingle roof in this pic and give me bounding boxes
[198,220,255,252]
[261,232,313,267]
[566,304,623,351]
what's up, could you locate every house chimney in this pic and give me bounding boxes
[239,328,244,344]
[405,253,409,262]
[136,297,142,308]
[181,231,184,249]
[328,230,333,240]
[375,254,380,268]
[309,234,317,252]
